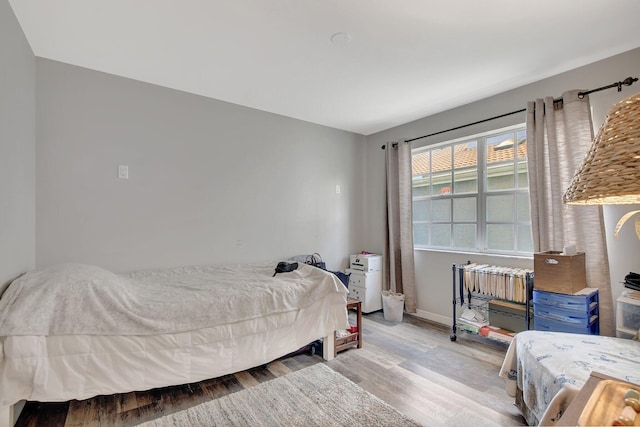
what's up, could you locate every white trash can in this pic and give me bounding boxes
[382,290,405,322]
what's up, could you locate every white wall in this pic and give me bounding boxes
[36,59,366,273]
[13,21,640,323]
[0,0,35,292]
[364,47,640,326]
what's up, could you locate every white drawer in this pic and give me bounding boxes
[348,285,382,314]
[348,286,363,301]
[349,274,365,289]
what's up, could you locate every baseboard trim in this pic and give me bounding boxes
[412,309,452,327]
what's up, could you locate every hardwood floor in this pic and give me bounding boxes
[16,312,525,426]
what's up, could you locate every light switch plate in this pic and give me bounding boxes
[118,165,129,179]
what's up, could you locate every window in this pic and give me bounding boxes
[412,125,532,255]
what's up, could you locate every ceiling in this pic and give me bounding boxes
[9,0,640,135]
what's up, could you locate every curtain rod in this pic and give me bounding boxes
[382,76,638,149]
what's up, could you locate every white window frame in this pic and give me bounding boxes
[411,124,532,256]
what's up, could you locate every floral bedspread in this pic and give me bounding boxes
[499,330,640,422]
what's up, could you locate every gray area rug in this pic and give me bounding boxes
[138,363,421,426]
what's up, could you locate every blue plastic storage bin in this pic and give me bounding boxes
[534,315,599,335]
[534,306,592,324]
[533,288,599,335]
[533,289,598,310]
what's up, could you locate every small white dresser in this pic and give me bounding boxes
[346,254,382,313]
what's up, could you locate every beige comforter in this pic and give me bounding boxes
[0,262,347,336]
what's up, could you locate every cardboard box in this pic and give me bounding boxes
[488,300,532,333]
[534,251,586,294]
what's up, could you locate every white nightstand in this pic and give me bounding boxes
[346,269,382,313]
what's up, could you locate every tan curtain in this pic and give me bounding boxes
[383,140,416,313]
[527,90,614,336]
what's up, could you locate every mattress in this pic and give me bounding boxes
[0,262,349,407]
[499,330,640,423]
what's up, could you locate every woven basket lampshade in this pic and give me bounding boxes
[564,91,640,205]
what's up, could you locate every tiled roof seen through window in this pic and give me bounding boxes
[412,139,527,176]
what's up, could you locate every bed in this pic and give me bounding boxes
[0,262,349,421]
[499,330,640,425]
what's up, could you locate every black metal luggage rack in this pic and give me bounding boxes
[450,262,534,342]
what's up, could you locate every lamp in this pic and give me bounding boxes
[563,92,640,237]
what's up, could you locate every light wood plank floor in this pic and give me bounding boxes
[16,312,525,426]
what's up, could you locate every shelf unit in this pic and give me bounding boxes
[450,263,534,342]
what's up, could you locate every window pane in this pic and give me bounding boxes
[411,125,529,255]
[487,132,515,164]
[432,145,452,171]
[413,199,430,221]
[432,199,451,221]
[412,149,431,196]
[412,150,430,176]
[413,223,429,247]
[516,193,530,222]
[431,224,451,247]
[517,161,528,189]
[487,194,514,222]
[453,197,476,222]
[517,225,533,252]
[412,175,431,196]
[454,169,477,193]
[432,145,452,195]
[516,130,527,159]
[453,224,476,249]
[454,141,477,169]
[487,224,513,251]
[432,170,452,195]
[487,163,515,191]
